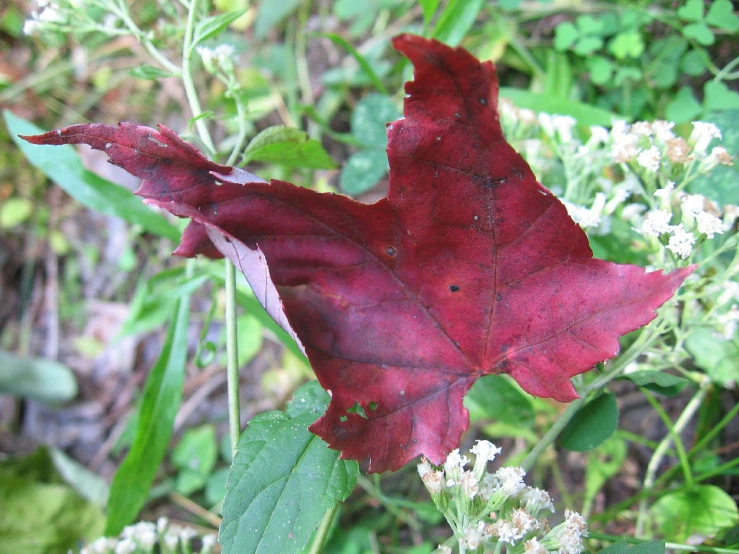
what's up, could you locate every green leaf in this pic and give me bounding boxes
[220,381,358,554]
[608,31,644,59]
[585,438,627,506]
[665,86,702,123]
[621,371,689,397]
[0,197,32,228]
[652,485,739,541]
[685,327,739,388]
[681,49,706,76]
[254,0,300,39]
[0,350,77,403]
[419,0,441,27]
[704,80,739,111]
[677,0,704,22]
[318,33,389,95]
[205,467,230,505]
[705,0,739,32]
[351,94,401,149]
[599,540,665,554]
[243,125,337,169]
[192,10,247,48]
[339,149,389,195]
[4,111,180,241]
[553,21,578,52]
[105,294,191,535]
[559,393,619,452]
[588,56,614,85]
[500,88,621,126]
[431,0,485,47]
[574,35,603,56]
[129,64,175,80]
[464,375,534,427]
[682,22,715,46]
[49,448,109,506]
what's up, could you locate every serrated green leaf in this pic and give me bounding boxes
[105,294,191,534]
[0,350,77,403]
[559,393,619,452]
[4,111,180,241]
[243,125,337,169]
[554,21,578,51]
[351,94,401,149]
[653,485,739,541]
[622,370,689,396]
[192,10,247,48]
[665,86,702,123]
[683,22,715,45]
[464,375,534,427]
[706,0,739,32]
[220,381,358,554]
[339,149,389,195]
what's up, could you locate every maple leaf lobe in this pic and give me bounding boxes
[20,34,693,473]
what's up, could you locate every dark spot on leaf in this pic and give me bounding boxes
[224,237,231,243]
[386,246,397,256]
[496,293,502,301]
[450,285,460,292]
[479,97,487,105]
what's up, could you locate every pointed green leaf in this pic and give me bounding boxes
[192,10,248,48]
[559,393,619,452]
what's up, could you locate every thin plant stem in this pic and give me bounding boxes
[225,260,240,456]
[307,503,339,554]
[689,400,739,457]
[634,378,710,537]
[588,532,739,554]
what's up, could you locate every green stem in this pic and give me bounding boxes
[634,378,710,537]
[225,260,240,456]
[307,503,339,554]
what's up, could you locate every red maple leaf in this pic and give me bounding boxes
[22,35,692,472]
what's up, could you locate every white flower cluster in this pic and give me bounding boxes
[197,44,237,74]
[421,443,586,554]
[80,517,217,554]
[637,184,727,259]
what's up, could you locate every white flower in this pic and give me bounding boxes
[524,537,548,554]
[621,203,647,225]
[461,521,486,550]
[652,120,676,142]
[611,120,640,162]
[564,509,588,533]
[632,121,652,137]
[519,487,555,515]
[552,115,577,143]
[459,470,479,499]
[702,146,733,171]
[163,533,179,550]
[637,146,661,172]
[23,19,40,35]
[690,122,722,156]
[696,211,726,238]
[639,210,672,236]
[494,466,527,497]
[653,181,675,204]
[471,440,501,465]
[434,546,453,554]
[519,108,537,126]
[563,193,606,229]
[681,194,705,217]
[443,449,469,482]
[538,113,554,137]
[114,539,136,554]
[157,516,169,533]
[667,225,696,259]
[588,126,609,146]
[201,534,217,552]
[417,457,433,479]
[179,526,198,543]
[422,469,446,495]
[89,538,118,554]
